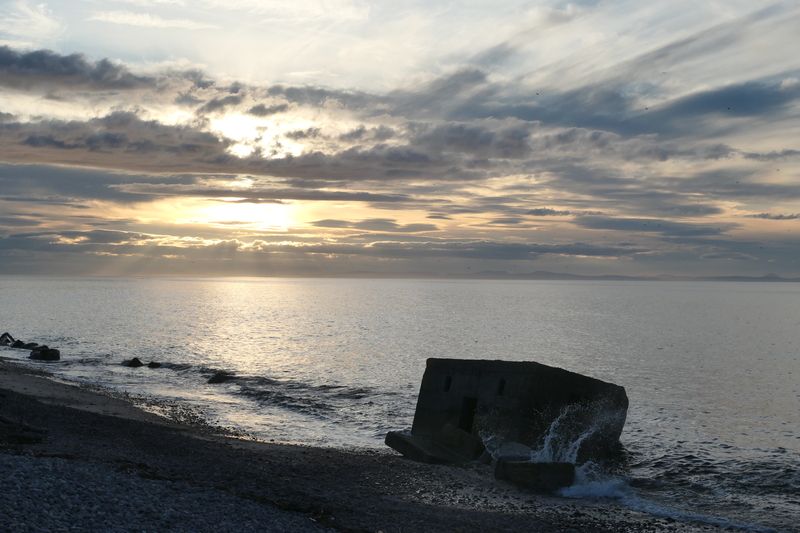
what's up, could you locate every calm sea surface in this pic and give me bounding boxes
[1,277,798,530]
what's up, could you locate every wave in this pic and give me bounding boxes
[131,360,404,422]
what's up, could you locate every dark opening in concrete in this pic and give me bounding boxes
[458,396,478,432]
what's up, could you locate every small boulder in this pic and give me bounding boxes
[28,346,60,362]
[11,340,25,349]
[123,357,145,368]
[22,342,38,350]
[207,371,236,384]
[147,361,162,369]
[0,332,14,346]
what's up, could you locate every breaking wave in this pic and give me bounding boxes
[480,402,789,532]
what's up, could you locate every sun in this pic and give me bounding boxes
[197,200,294,231]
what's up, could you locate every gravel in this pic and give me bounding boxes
[0,453,327,532]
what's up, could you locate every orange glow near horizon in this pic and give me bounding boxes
[176,200,295,231]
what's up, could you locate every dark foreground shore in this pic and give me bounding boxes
[0,360,723,532]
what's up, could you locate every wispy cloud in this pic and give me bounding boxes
[0,1,63,46]
[89,11,216,30]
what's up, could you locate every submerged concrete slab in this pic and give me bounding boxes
[386,358,628,465]
[385,424,485,464]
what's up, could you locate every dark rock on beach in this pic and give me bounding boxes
[123,358,145,368]
[11,340,25,349]
[28,346,60,362]
[0,333,14,346]
[147,362,162,369]
[23,342,38,350]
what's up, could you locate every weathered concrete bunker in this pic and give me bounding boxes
[386,358,628,467]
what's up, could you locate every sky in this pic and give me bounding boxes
[0,0,799,277]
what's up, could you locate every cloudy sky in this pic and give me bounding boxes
[1,0,799,277]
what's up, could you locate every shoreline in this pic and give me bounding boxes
[0,359,722,532]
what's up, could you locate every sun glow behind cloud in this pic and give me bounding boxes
[209,114,309,159]
[188,200,294,231]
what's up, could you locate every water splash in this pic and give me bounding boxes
[529,400,626,464]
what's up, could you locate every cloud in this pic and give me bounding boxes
[0,46,150,90]
[410,121,532,159]
[746,213,800,220]
[742,149,800,161]
[640,79,800,134]
[248,103,289,116]
[0,215,43,227]
[197,94,244,114]
[526,208,573,216]
[199,0,369,22]
[89,11,217,30]
[312,218,437,233]
[0,1,62,46]
[574,215,734,237]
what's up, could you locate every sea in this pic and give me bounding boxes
[1,277,798,531]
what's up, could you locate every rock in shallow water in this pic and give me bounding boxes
[28,346,60,362]
[207,371,237,384]
[123,358,145,368]
[0,332,14,346]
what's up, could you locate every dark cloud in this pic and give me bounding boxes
[267,84,379,110]
[197,94,244,114]
[486,217,525,225]
[312,218,437,233]
[527,208,573,216]
[664,169,800,200]
[0,46,151,90]
[248,103,289,116]
[638,80,800,135]
[0,163,197,203]
[746,213,800,220]
[2,111,230,166]
[574,215,734,236]
[410,122,532,159]
[742,149,800,161]
[119,184,416,203]
[0,215,43,227]
[285,127,321,140]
